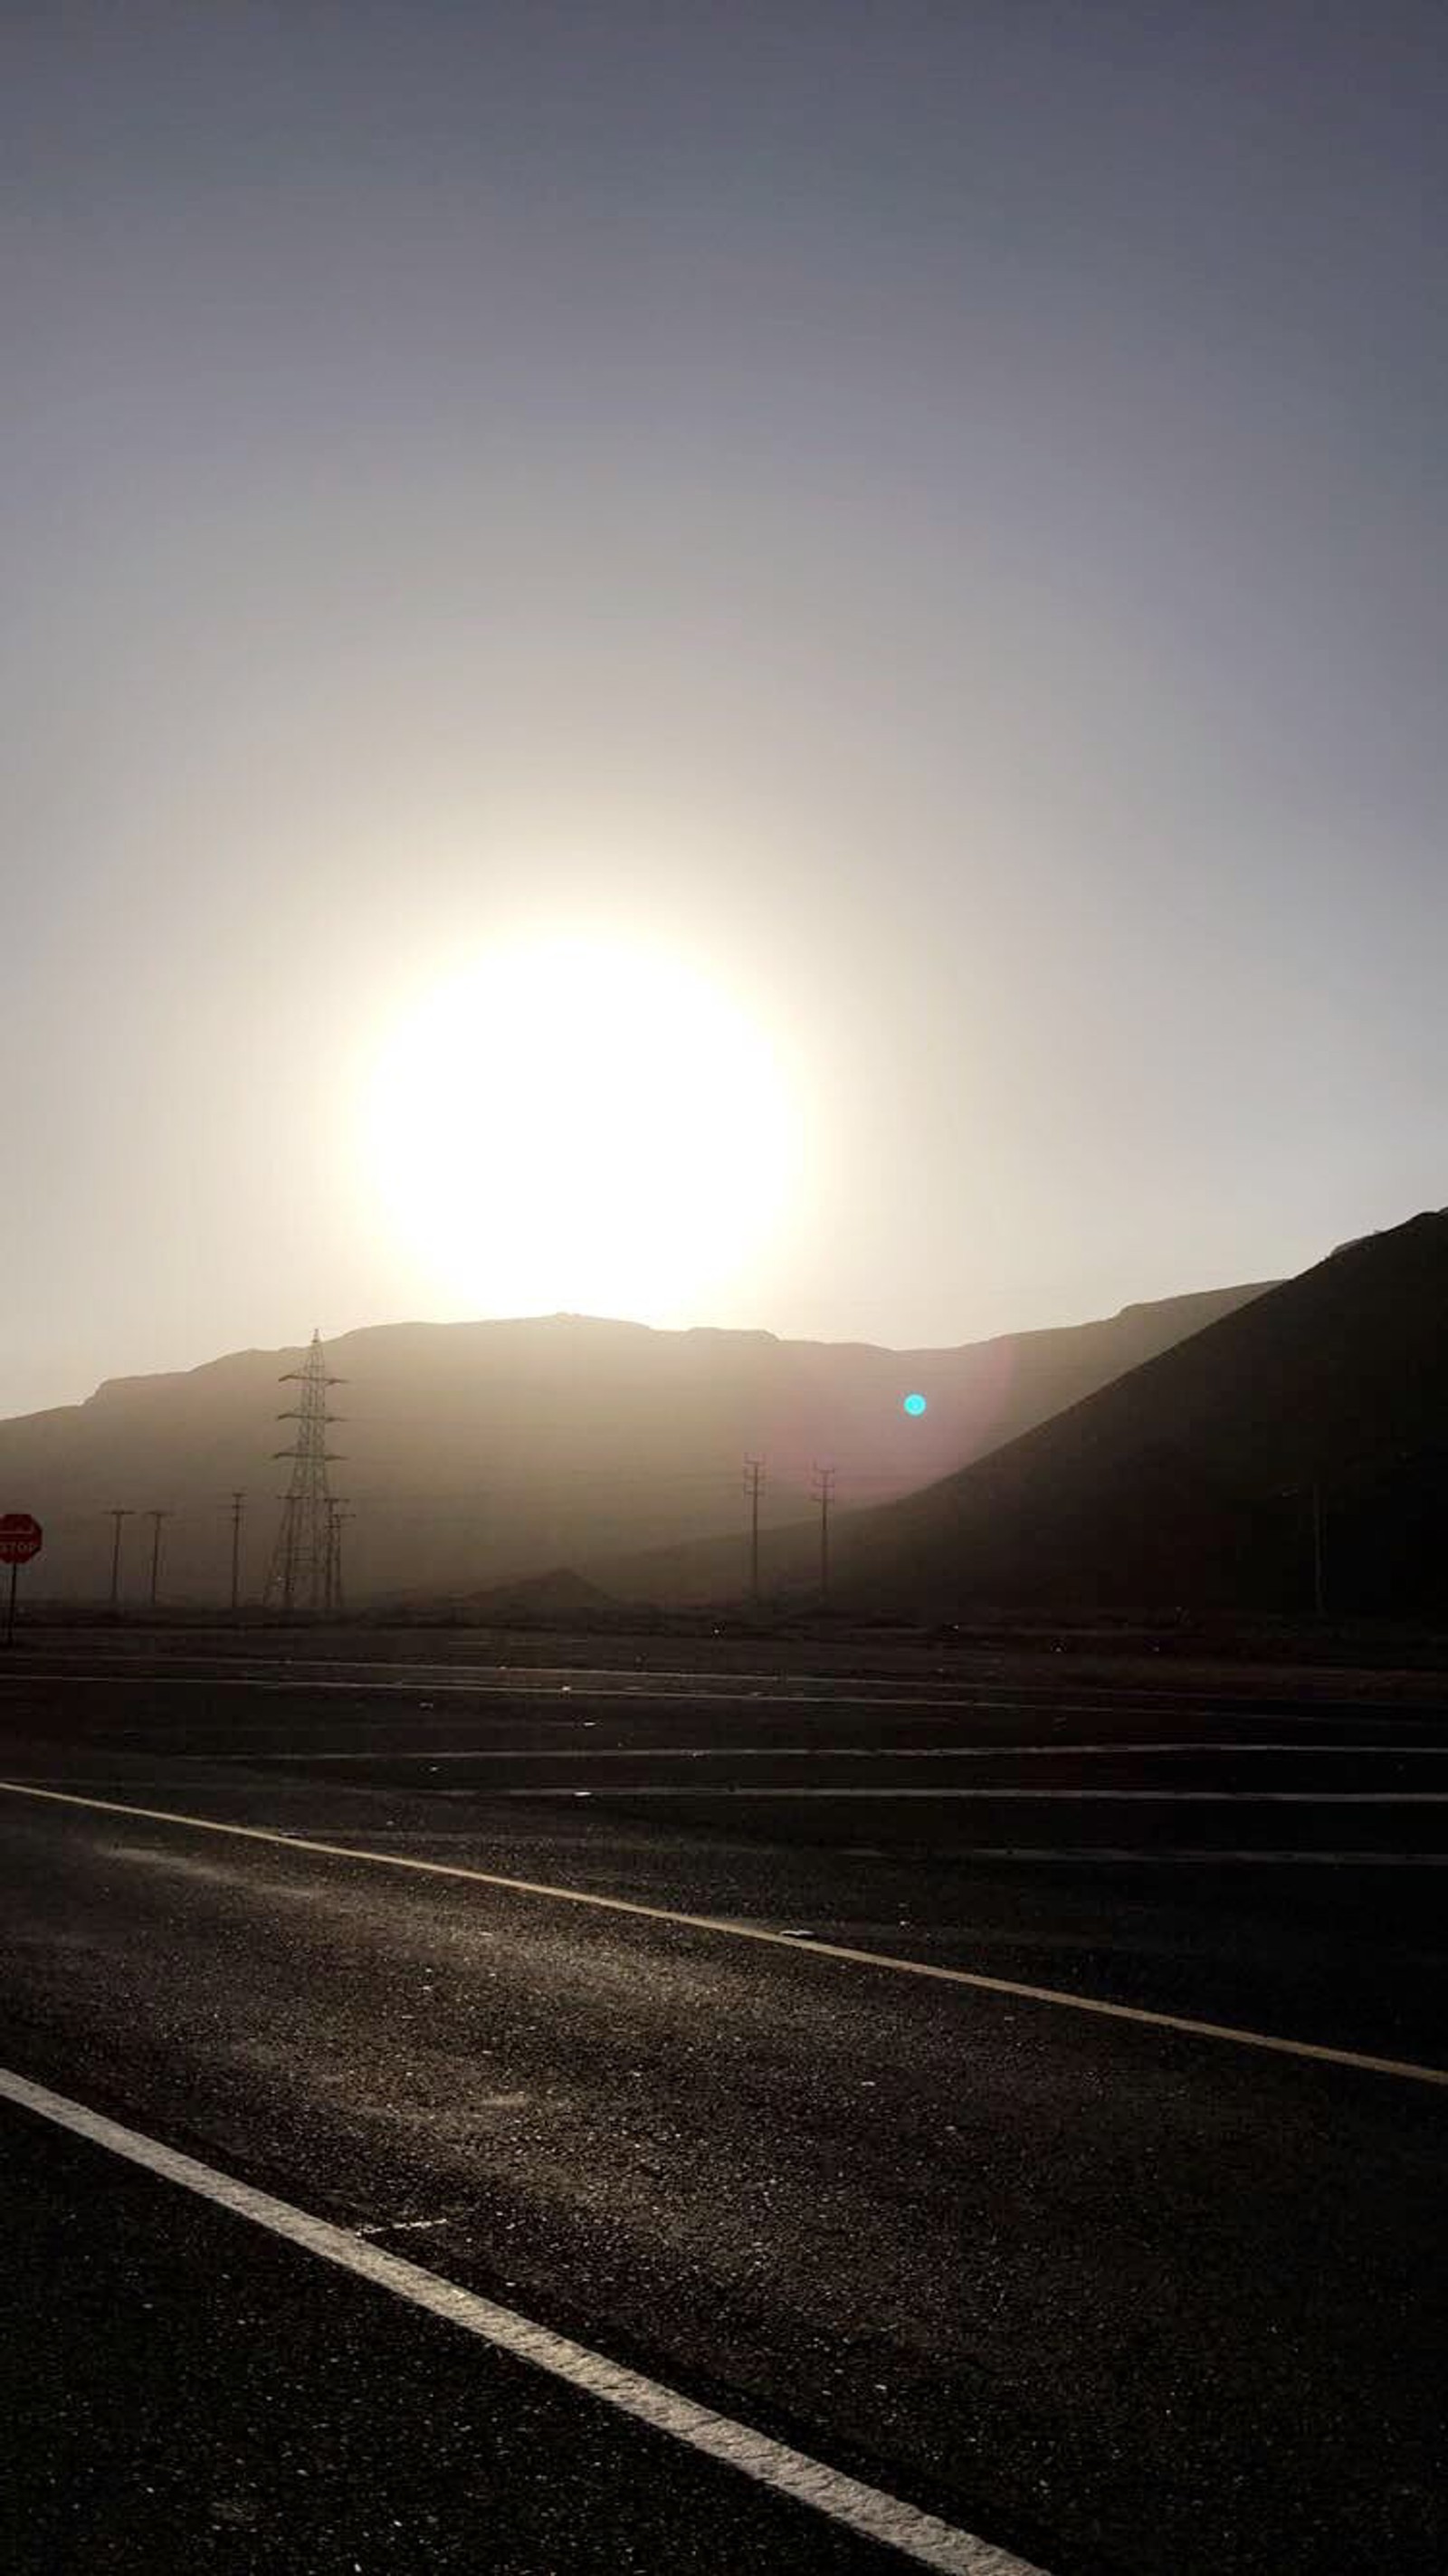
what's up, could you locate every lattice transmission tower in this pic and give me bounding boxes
[263,1331,346,1615]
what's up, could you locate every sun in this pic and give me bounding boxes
[363,934,804,1322]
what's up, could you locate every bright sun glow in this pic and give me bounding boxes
[365,935,805,1322]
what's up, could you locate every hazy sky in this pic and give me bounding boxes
[5,1,1446,1415]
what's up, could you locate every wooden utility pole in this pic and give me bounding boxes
[146,1509,174,1608]
[743,1457,766,1603]
[107,1508,133,1609]
[811,1464,837,1602]
[228,1491,246,1615]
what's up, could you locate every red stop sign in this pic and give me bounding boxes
[0,1513,43,1566]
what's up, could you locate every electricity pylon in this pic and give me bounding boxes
[263,1331,345,1616]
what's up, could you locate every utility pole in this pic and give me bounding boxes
[228,1491,246,1616]
[107,1508,133,1609]
[264,1331,345,1617]
[743,1456,766,1604]
[146,1509,173,1609]
[811,1464,837,1603]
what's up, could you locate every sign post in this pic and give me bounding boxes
[0,1513,43,1646]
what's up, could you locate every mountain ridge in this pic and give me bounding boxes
[0,1284,1272,1605]
[602,1215,1445,1618]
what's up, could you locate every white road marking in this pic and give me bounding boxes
[0,2066,1041,2576]
[6,1666,1436,1726]
[240,1741,1448,1762]
[2,1778,1444,2088]
[3,1668,1224,1715]
[853,1847,1448,1865]
[487,1785,1448,1802]
[9,1647,1441,1707]
[356,2216,451,2237]
[236,1741,1443,1761]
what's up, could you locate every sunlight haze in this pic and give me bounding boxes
[361,930,807,1325]
[4,2,1445,1413]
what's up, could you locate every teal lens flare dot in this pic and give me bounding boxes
[903,1391,928,1417]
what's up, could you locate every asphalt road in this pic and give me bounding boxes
[2,1638,1445,2574]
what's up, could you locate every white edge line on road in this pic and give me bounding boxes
[463,1787,1448,1804]
[8,1669,1439,1729]
[236,1741,1448,1762]
[0,2064,1043,2576]
[843,1846,1448,1866]
[7,1652,1443,1713]
[2,1779,1445,2087]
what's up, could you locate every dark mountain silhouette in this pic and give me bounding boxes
[0,1285,1267,1607]
[609,1214,1447,1619]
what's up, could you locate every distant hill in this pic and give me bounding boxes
[0,1283,1270,1608]
[459,1568,624,1623]
[613,1215,1444,1619]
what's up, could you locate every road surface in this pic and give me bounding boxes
[2,1638,1444,2573]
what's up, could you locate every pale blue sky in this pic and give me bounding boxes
[4,2,1445,1413]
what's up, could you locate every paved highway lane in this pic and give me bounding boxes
[2,1652,1447,2574]
[1,2100,954,2576]
[4,1655,1446,2054]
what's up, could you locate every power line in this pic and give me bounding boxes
[263,1331,346,1617]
